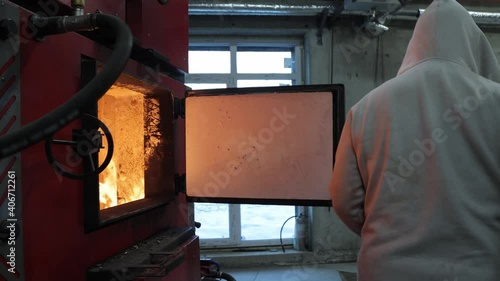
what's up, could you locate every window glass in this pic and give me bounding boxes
[189,51,231,74]
[195,203,230,239]
[237,51,293,74]
[241,205,295,240]
[237,80,293,88]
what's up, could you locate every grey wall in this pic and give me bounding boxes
[190,13,500,262]
[306,24,415,262]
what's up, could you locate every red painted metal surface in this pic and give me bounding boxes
[126,0,189,72]
[0,56,15,76]
[13,2,194,280]
[57,0,126,20]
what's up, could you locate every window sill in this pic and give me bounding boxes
[201,248,358,268]
[201,248,306,268]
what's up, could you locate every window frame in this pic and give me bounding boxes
[187,38,303,88]
[186,37,304,248]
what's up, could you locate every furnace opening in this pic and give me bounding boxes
[98,85,146,209]
[82,58,175,232]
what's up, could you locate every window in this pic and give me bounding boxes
[186,40,303,248]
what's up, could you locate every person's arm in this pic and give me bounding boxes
[329,110,366,236]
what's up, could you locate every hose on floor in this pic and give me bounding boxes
[219,272,237,281]
[206,271,237,281]
[0,13,133,158]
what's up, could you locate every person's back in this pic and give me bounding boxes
[329,0,500,280]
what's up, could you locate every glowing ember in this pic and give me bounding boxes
[99,159,145,209]
[98,85,146,209]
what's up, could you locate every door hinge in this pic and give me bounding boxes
[175,173,186,194]
[174,97,185,119]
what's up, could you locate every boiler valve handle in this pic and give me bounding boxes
[44,114,114,180]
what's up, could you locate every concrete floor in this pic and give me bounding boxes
[221,263,357,281]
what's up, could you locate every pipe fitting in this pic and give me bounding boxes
[72,0,85,16]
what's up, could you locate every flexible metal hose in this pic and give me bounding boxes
[0,13,133,158]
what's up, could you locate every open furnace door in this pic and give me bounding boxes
[185,85,345,206]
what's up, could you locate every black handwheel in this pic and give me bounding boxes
[45,114,114,180]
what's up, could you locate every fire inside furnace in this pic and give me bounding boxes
[98,85,146,209]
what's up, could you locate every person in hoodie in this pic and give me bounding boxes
[329,0,500,280]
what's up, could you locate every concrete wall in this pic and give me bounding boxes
[190,14,500,262]
[306,23,415,261]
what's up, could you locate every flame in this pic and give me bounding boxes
[99,160,118,209]
[99,160,146,209]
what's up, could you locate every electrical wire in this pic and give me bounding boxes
[280,214,305,253]
[0,13,133,158]
[330,26,335,84]
[280,215,298,253]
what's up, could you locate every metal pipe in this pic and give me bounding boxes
[189,3,332,16]
[189,3,500,26]
[469,11,500,25]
